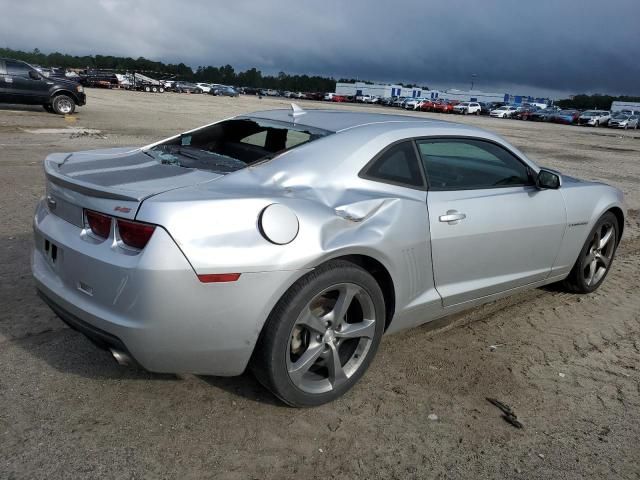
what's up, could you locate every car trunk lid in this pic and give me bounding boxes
[44,147,224,224]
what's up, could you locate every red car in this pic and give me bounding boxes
[432,100,459,113]
[332,95,348,102]
[420,100,437,111]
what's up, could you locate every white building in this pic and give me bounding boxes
[335,82,550,105]
[335,82,426,98]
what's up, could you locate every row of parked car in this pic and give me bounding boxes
[344,95,639,129]
[163,81,240,97]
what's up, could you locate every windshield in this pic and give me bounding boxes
[582,111,597,116]
[612,113,629,119]
[144,117,331,175]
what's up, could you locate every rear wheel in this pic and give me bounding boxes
[251,260,385,407]
[562,212,618,293]
[144,86,151,92]
[51,95,75,115]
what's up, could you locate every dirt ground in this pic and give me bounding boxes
[1,90,639,480]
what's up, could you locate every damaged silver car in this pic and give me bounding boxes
[33,106,625,406]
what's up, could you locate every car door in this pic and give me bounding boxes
[417,137,566,307]
[0,60,9,102]
[5,60,50,104]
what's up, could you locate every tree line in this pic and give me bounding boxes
[2,48,637,101]
[0,47,336,92]
[555,94,640,110]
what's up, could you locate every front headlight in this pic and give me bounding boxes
[76,85,84,93]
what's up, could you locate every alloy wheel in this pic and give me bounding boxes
[287,283,376,394]
[582,221,615,287]
[57,98,73,114]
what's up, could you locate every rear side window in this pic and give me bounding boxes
[6,61,30,77]
[361,141,424,188]
[417,138,533,191]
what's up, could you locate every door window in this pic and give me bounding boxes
[6,61,31,77]
[417,138,533,190]
[361,141,424,188]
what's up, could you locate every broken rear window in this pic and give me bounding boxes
[144,117,331,174]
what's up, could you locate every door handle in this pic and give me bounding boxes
[439,210,466,224]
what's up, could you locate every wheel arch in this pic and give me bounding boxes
[607,206,625,244]
[315,253,396,331]
[50,89,80,104]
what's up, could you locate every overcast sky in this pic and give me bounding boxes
[1,0,639,98]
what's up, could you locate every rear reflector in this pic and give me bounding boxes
[116,218,156,249]
[197,273,241,283]
[85,210,112,238]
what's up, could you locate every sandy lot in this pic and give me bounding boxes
[1,90,639,480]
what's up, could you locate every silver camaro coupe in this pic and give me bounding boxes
[33,106,625,406]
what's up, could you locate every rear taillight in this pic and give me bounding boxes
[85,210,112,238]
[83,209,155,249]
[116,218,156,249]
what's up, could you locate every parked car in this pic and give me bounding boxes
[481,102,503,115]
[578,110,611,127]
[403,98,425,110]
[392,97,407,107]
[355,94,373,103]
[419,99,437,112]
[323,93,335,101]
[433,100,459,114]
[173,82,202,94]
[512,105,540,121]
[490,105,518,118]
[529,106,560,121]
[453,102,482,115]
[33,107,625,406]
[549,109,581,125]
[0,58,86,114]
[608,113,638,129]
[331,95,348,102]
[196,83,213,93]
[210,86,239,97]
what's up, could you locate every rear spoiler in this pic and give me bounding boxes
[44,158,144,202]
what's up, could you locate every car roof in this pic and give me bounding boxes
[247,108,460,133]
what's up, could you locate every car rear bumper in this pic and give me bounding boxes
[32,199,307,376]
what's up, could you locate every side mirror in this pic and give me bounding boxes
[536,169,561,189]
[28,70,40,80]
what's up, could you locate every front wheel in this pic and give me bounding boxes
[51,95,75,115]
[251,260,385,407]
[562,212,619,293]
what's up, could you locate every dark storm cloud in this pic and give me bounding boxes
[1,0,639,95]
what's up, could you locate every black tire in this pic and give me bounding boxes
[51,94,75,115]
[562,212,619,294]
[144,86,151,92]
[159,87,165,93]
[251,260,386,407]
[42,104,54,113]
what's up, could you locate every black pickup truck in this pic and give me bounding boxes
[0,58,86,115]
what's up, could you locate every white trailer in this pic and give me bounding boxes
[119,72,165,93]
[611,101,640,114]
